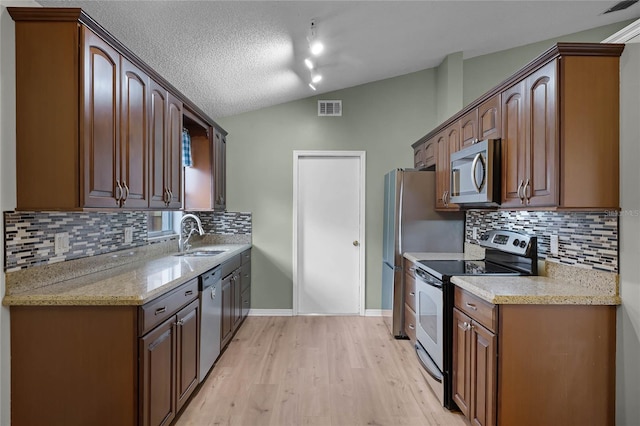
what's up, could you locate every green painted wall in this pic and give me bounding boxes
[219,20,633,312]
[219,69,438,310]
[462,20,634,107]
[436,52,463,123]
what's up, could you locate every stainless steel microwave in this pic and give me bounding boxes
[450,139,501,206]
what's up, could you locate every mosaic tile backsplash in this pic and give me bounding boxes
[466,210,618,272]
[4,211,252,272]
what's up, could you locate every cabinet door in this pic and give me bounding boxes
[452,308,472,418]
[120,58,149,208]
[176,299,199,411]
[166,93,183,208]
[460,109,478,149]
[478,95,501,140]
[414,143,426,169]
[220,275,233,346]
[501,81,527,208]
[213,131,226,211]
[149,82,168,208]
[470,321,497,426]
[232,272,242,329]
[525,61,558,207]
[139,317,176,426]
[435,132,448,209]
[82,28,121,208]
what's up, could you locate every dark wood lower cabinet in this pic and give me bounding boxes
[140,316,176,426]
[221,274,233,347]
[10,280,203,426]
[453,286,616,426]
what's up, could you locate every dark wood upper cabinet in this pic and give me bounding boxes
[214,131,227,211]
[120,58,150,208]
[9,7,227,211]
[435,124,460,211]
[82,28,121,208]
[414,43,623,211]
[149,81,169,209]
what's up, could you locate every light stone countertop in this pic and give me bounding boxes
[451,275,620,305]
[2,243,251,307]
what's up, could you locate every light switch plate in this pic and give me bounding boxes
[124,227,133,244]
[54,232,69,255]
[550,234,559,255]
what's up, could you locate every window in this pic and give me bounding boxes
[147,211,175,238]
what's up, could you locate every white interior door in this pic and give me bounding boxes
[294,151,365,315]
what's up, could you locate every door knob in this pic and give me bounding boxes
[353,240,360,246]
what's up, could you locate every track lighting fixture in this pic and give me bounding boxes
[305,19,326,90]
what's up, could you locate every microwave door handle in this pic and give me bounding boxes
[471,153,485,193]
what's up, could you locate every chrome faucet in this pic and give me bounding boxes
[179,214,205,252]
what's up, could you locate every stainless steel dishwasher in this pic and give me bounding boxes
[198,266,222,382]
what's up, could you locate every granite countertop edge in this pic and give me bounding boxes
[451,275,620,306]
[3,243,252,307]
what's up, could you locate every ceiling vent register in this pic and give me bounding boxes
[318,100,342,117]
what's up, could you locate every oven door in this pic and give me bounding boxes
[414,268,444,372]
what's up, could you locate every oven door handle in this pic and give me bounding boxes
[414,268,443,288]
[415,343,443,383]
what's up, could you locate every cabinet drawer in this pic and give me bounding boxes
[404,273,416,312]
[404,303,417,342]
[241,249,251,265]
[139,278,198,336]
[221,254,241,278]
[241,287,250,318]
[241,261,251,292]
[454,286,497,333]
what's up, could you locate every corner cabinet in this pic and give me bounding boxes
[452,286,616,426]
[9,7,226,211]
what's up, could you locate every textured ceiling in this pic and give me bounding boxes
[35,1,640,119]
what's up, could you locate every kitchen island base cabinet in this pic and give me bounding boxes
[452,286,616,426]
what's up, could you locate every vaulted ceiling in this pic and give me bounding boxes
[37,1,640,118]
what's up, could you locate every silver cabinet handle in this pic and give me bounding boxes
[176,319,185,326]
[155,306,166,315]
[121,181,129,206]
[465,302,477,311]
[408,323,415,330]
[185,290,193,296]
[163,188,169,205]
[409,292,415,296]
[516,180,525,204]
[115,180,123,206]
[524,179,531,204]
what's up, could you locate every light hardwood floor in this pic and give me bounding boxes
[175,316,467,426]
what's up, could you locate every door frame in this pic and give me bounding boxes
[292,150,366,316]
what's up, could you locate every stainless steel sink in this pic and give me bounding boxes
[174,250,225,257]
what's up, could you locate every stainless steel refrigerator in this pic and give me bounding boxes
[382,169,464,338]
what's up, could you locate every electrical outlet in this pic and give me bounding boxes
[124,227,133,244]
[54,232,69,255]
[472,227,479,240]
[550,234,559,255]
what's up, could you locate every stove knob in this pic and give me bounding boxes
[513,239,520,246]
[520,240,527,248]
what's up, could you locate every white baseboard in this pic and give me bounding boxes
[365,309,383,317]
[248,309,293,316]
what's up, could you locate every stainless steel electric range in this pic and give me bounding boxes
[413,229,538,408]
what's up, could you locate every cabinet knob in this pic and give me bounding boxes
[353,240,360,247]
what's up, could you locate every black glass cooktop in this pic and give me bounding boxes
[417,259,523,279]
